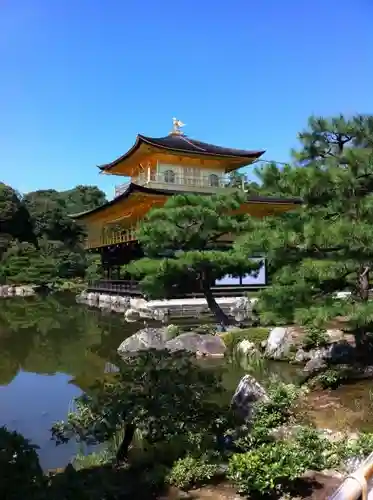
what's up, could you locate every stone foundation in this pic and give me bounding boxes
[0,285,36,298]
[76,290,257,323]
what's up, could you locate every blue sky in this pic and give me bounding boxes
[1,0,372,199]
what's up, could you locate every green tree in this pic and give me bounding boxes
[227,170,263,194]
[1,184,106,284]
[52,350,226,462]
[0,241,57,285]
[0,183,35,245]
[237,114,373,348]
[23,186,106,245]
[126,192,261,325]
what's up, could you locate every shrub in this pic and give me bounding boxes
[167,455,220,490]
[302,327,329,350]
[235,380,303,451]
[346,432,373,459]
[313,368,348,389]
[293,426,343,470]
[228,441,308,497]
[229,426,343,498]
[0,426,44,499]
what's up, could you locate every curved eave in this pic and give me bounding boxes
[69,183,302,222]
[98,134,265,174]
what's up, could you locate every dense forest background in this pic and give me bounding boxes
[0,183,107,285]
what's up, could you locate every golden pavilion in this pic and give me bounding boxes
[72,119,300,284]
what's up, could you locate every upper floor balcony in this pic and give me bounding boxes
[115,170,243,198]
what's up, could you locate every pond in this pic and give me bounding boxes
[1,294,373,470]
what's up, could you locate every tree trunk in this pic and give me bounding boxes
[115,423,136,463]
[201,280,232,326]
[358,266,370,301]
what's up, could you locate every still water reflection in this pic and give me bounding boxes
[0,294,139,469]
[1,294,373,470]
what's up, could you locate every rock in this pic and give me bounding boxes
[231,374,269,420]
[326,329,345,343]
[98,294,110,303]
[15,285,35,296]
[294,347,311,363]
[303,355,328,375]
[229,297,254,322]
[264,326,293,360]
[130,297,148,310]
[152,308,169,322]
[118,328,226,358]
[302,340,356,376]
[335,291,351,299]
[236,339,258,357]
[124,308,141,322]
[329,340,356,363]
[165,332,226,357]
[0,284,36,298]
[117,327,169,355]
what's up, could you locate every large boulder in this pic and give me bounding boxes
[231,374,269,420]
[117,327,169,355]
[303,355,328,375]
[165,332,226,357]
[264,326,294,360]
[329,340,356,363]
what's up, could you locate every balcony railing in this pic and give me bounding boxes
[85,224,138,249]
[115,172,238,197]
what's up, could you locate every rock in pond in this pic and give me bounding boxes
[118,327,169,355]
[264,326,293,360]
[165,332,226,358]
[117,328,226,358]
[231,374,269,420]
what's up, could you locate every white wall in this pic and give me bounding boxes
[157,163,223,182]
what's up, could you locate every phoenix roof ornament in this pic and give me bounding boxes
[171,117,186,135]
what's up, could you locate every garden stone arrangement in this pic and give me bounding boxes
[76,291,257,323]
[0,284,36,298]
[117,326,226,358]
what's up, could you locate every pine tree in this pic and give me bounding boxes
[237,114,373,349]
[126,192,261,325]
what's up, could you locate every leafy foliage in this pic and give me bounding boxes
[237,114,373,348]
[0,184,106,285]
[0,183,36,245]
[52,350,227,460]
[302,327,329,350]
[126,192,261,324]
[167,455,220,489]
[0,426,44,499]
[228,440,309,497]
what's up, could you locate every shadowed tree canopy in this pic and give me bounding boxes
[126,192,261,325]
[237,114,373,347]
